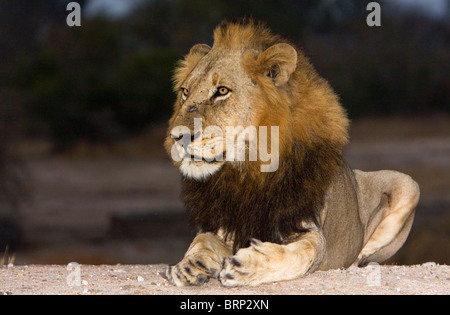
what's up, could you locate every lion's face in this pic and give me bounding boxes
[165,22,308,181]
[166,46,258,180]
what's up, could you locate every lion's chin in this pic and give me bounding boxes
[180,159,224,181]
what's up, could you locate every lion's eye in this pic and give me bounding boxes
[212,87,231,101]
[181,88,189,97]
[218,87,230,95]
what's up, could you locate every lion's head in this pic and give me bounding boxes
[165,20,349,181]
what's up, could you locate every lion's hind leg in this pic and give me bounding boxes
[353,170,420,267]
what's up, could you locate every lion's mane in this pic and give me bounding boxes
[180,20,350,253]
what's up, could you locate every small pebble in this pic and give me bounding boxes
[422,262,437,268]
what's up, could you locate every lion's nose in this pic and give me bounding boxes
[187,106,198,113]
[171,131,201,142]
[170,132,185,141]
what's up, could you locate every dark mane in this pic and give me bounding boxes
[182,141,344,253]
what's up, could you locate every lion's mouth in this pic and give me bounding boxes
[189,154,225,163]
[172,139,226,164]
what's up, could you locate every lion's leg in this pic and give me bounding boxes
[353,170,420,266]
[166,232,232,287]
[219,227,326,287]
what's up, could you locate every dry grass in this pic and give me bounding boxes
[1,246,15,267]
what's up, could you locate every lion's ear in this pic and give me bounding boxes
[173,44,211,91]
[257,43,297,86]
[189,43,212,57]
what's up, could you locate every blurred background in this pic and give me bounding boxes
[0,0,448,266]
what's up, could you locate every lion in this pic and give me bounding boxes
[164,20,420,287]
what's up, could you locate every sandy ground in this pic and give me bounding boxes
[0,264,448,295]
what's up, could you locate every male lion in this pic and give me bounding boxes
[164,20,420,287]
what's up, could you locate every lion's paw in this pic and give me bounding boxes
[220,239,279,287]
[166,254,221,287]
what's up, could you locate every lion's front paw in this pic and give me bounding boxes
[166,254,221,287]
[220,239,281,287]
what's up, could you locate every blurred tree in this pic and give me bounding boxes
[304,0,450,117]
[4,0,450,150]
[0,1,87,80]
[126,0,321,50]
[0,89,27,250]
[14,16,179,150]
[446,0,450,21]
